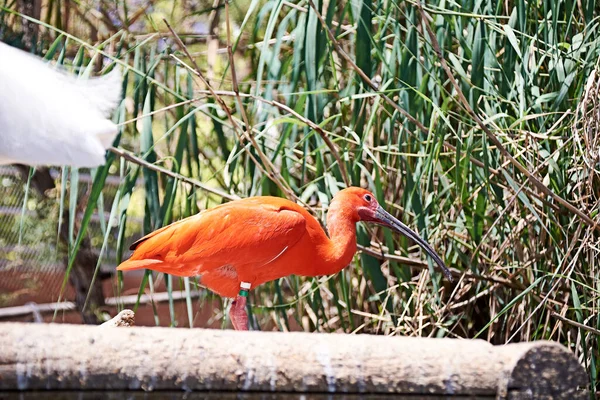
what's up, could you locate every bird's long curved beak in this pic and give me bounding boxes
[375,206,453,282]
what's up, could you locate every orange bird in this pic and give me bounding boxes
[117,187,452,330]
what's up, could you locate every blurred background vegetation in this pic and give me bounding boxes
[1,0,600,393]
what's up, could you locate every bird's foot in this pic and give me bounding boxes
[230,295,248,331]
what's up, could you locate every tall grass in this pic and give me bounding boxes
[1,0,599,393]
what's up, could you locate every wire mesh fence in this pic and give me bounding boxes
[0,166,123,310]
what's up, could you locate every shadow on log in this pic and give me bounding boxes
[0,322,589,399]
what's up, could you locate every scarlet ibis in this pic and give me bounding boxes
[0,41,121,167]
[117,187,452,330]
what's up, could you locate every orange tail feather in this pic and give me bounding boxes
[116,259,163,271]
[116,258,194,277]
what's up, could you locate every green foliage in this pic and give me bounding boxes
[1,0,600,393]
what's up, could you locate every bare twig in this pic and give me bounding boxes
[163,20,299,201]
[550,311,600,336]
[99,309,135,327]
[109,147,239,201]
[357,244,520,288]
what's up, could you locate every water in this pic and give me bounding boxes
[0,392,493,400]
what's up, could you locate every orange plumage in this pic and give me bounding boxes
[118,195,356,297]
[117,187,451,329]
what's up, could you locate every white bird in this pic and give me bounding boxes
[0,41,122,168]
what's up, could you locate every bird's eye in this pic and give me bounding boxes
[364,194,372,202]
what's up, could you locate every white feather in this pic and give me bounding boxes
[0,42,122,168]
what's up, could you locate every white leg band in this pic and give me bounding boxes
[240,281,251,290]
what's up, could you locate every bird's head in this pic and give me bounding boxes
[333,187,453,281]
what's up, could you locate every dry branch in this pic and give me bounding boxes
[99,309,135,328]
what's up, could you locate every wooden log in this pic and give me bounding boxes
[0,322,588,398]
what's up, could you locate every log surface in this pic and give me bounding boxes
[0,322,588,398]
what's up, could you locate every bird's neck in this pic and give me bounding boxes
[317,203,358,275]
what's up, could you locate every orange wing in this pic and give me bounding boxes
[117,198,307,281]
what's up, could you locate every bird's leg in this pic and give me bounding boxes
[230,296,247,330]
[230,281,251,331]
